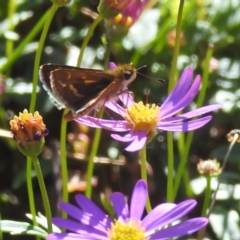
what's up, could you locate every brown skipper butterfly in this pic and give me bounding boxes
[39,63,137,121]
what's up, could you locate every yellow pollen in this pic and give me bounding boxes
[124,16,133,27]
[114,13,122,23]
[113,14,133,27]
[124,102,159,133]
[9,109,46,142]
[108,219,146,240]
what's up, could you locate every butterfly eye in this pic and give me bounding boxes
[124,70,133,80]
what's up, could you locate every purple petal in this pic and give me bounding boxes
[142,203,176,230]
[118,93,135,108]
[110,192,129,221]
[58,202,84,221]
[149,217,208,239]
[124,131,147,152]
[122,0,146,24]
[75,116,102,128]
[58,202,109,232]
[157,116,212,131]
[161,104,221,123]
[161,75,201,119]
[109,62,117,70]
[105,100,125,115]
[48,232,108,240]
[95,119,130,132]
[77,115,131,132]
[130,180,147,220]
[144,200,197,233]
[75,195,111,229]
[52,218,107,236]
[161,67,193,111]
[111,133,136,142]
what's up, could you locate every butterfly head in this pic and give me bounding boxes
[115,63,137,88]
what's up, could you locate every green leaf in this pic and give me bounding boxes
[0,220,48,238]
[26,212,61,233]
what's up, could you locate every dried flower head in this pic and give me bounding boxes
[197,159,222,177]
[227,129,240,143]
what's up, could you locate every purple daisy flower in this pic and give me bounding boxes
[47,180,208,240]
[75,65,221,152]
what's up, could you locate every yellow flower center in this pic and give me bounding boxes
[9,109,47,142]
[108,219,147,240]
[124,102,160,133]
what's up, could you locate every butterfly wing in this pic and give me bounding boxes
[39,64,84,91]
[47,65,115,113]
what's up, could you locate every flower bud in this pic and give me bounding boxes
[10,109,48,157]
[98,0,134,19]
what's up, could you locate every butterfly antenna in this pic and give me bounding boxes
[136,66,165,83]
[137,65,147,71]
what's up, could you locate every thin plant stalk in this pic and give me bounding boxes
[31,156,52,233]
[173,45,213,200]
[0,11,49,73]
[197,132,239,240]
[76,15,103,67]
[60,109,68,218]
[201,176,211,216]
[60,15,103,202]
[26,158,40,240]
[29,4,58,112]
[85,110,103,198]
[167,0,185,202]
[26,3,58,231]
[140,145,151,212]
[5,0,17,71]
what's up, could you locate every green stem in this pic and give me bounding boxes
[198,132,239,240]
[168,0,184,91]
[85,111,103,198]
[60,14,103,201]
[173,45,213,200]
[166,132,174,202]
[0,11,49,73]
[197,45,214,105]
[76,15,103,67]
[74,15,103,198]
[166,0,184,203]
[85,38,110,198]
[0,209,2,240]
[5,0,16,63]
[24,4,58,236]
[60,109,68,217]
[31,156,52,233]
[140,145,151,212]
[201,176,211,216]
[26,158,40,240]
[177,124,193,197]
[29,4,58,112]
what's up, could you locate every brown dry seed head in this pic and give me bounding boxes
[227,129,240,143]
[197,159,222,177]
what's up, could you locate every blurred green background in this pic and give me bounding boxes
[1,0,240,239]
